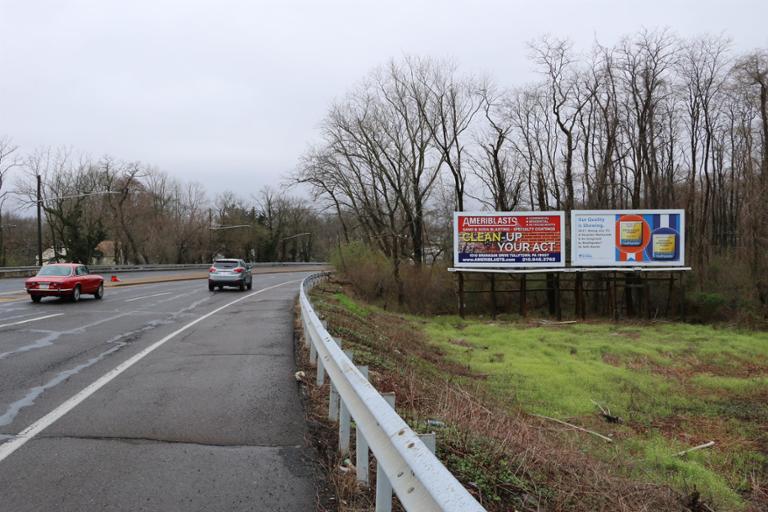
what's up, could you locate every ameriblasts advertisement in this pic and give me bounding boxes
[453,212,566,268]
[571,209,686,267]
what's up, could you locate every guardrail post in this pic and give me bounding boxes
[375,392,396,512]
[328,338,343,421]
[316,356,325,386]
[418,432,436,454]
[309,332,318,365]
[338,350,353,455]
[355,365,370,486]
[302,313,310,348]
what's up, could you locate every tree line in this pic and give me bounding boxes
[0,145,330,266]
[297,30,768,310]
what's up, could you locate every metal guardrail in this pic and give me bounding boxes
[300,273,486,512]
[0,261,328,277]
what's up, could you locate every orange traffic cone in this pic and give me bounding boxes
[111,275,121,282]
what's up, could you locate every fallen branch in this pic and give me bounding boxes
[674,441,715,457]
[591,399,622,424]
[537,319,578,326]
[533,414,613,443]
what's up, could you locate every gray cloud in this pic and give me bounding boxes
[1,0,766,199]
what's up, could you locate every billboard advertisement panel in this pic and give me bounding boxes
[571,209,685,267]
[454,211,566,268]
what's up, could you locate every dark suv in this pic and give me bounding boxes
[208,259,253,291]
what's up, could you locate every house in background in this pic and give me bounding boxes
[36,241,116,266]
[37,247,66,265]
[92,240,116,265]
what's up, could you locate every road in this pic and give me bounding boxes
[0,269,212,294]
[0,270,315,511]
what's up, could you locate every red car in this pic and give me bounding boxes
[25,263,104,303]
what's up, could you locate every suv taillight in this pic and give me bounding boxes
[234,267,244,273]
[209,267,216,273]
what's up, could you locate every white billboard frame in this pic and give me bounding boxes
[570,209,686,267]
[453,211,566,269]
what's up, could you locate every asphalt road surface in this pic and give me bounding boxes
[0,271,316,511]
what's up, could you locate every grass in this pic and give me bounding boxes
[423,316,768,510]
[333,292,372,318]
[321,284,768,510]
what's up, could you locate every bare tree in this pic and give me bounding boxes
[471,86,523,210]
[0,137,20,265]
[530,36,592,212]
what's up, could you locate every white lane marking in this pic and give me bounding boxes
[0,279,298,463]
[0,290,25,296]
[124,292,172,303]
[0,314,64,330]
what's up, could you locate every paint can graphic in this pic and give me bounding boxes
[619,221,643,246]
[651,227,678,260]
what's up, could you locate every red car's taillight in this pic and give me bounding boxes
[27,281,38,289]
[234,267,244,273]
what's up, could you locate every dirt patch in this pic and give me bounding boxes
[690,357,768,379]
[610,329,642,339]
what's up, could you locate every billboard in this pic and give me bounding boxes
[454,211,565,268]
[571,209,685,267]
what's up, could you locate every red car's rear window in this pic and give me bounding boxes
[37,266,73,277]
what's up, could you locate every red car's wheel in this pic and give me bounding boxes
[72,285,81,302]
[31,295,41,303]
[94,282,104,299]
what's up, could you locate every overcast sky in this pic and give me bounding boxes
[1,0,766,202]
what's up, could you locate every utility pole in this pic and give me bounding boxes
[0,210,4,267]
[36,174,43,266]
[208,208,213,262]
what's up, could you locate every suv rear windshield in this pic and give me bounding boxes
[37,265,73,277]
[213,260,239,269]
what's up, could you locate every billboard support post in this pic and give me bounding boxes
[575,273,584,319]
[666,273,675,316]
[520,275,527,317]
[489,274,497,320]
[680,272,687,322]
[644,272,651,319]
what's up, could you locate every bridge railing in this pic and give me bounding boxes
[0,261,328,278]
[300,272,486,512]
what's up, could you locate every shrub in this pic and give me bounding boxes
[331,242,457,314]
[687,291,729,322]
[329,241,392,300]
